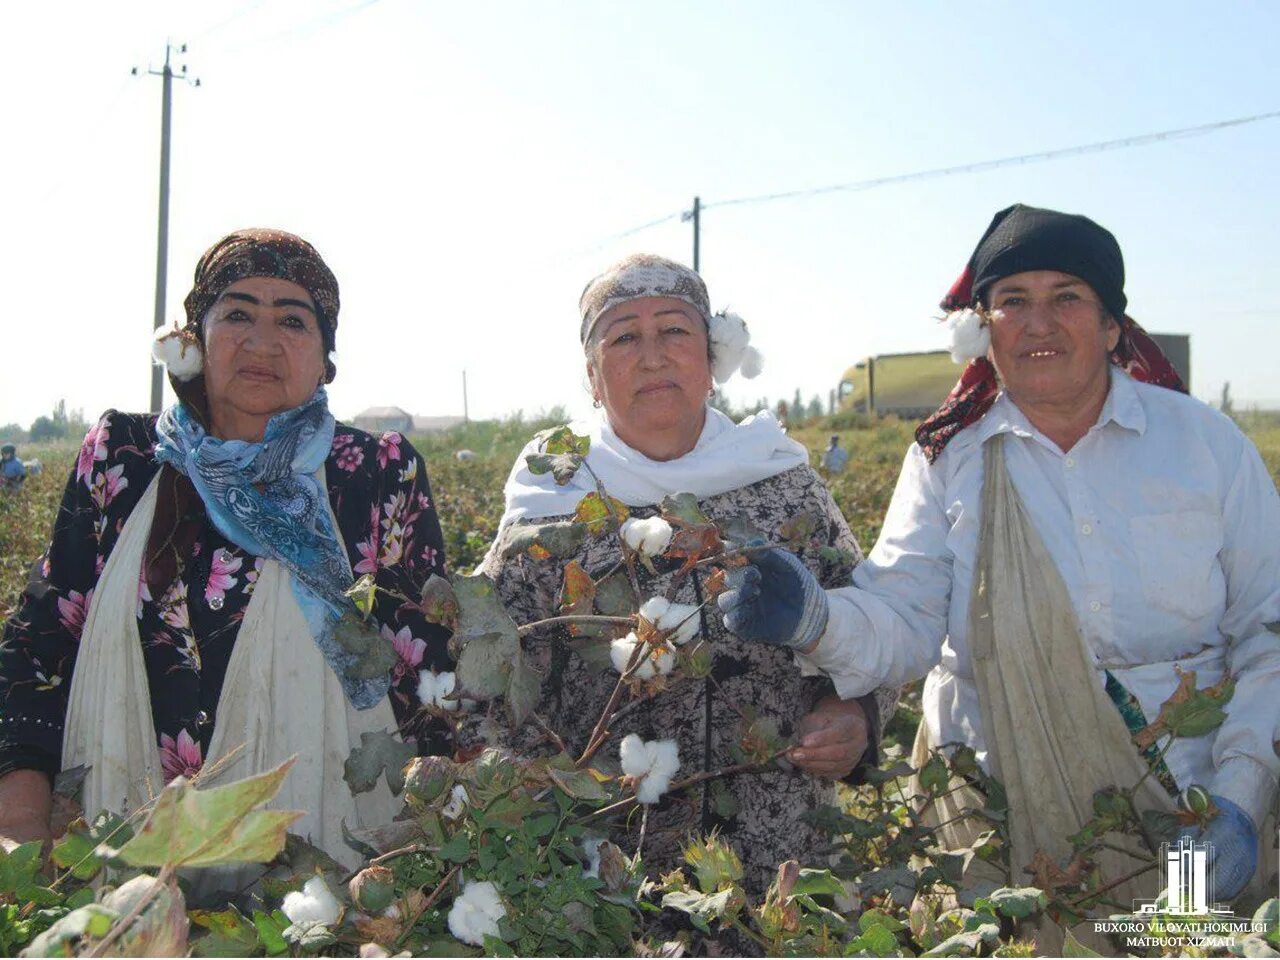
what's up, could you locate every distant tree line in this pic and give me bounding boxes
[710,387,832,426]
[0,400,90,445]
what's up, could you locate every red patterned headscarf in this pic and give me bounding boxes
[915,207,1186,463]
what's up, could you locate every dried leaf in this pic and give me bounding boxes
[778,512,822,545]
[502,520,589,560]
[1134,668,1236,748]
[1024,849,1088,893]
[702,568,728,600]
[717,516,767,550]
[117,758,302,868]
[558,560,596,635]
[418,574,459,631]
[666,524,723,573]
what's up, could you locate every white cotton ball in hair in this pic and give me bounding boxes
[945,309,991,364]
[739,345,764,379]
[152,328,203,381]
[709,312,751,383]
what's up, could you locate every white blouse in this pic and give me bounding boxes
[802,369,1280,826]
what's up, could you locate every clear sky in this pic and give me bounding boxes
[3,0,1278,431]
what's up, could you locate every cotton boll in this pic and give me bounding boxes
[151,328,203,382]
[282,875,342,926]
[620,517,674,557]
[945,308,991,363]
[442,783,469,820]
[611,634,650,678]
[639,597,700,645]
[447,880,506,947]
[619,735,681,804]
[708,312,751,384]
[738,345,764,379]
[417,670,460,711]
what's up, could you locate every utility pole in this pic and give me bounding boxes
[134,43,199,412]
[681,196,701,271]
[462,370,469,422]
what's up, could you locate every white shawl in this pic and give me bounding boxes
[498,406,810,523]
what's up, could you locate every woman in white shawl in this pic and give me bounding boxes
[468,253,899,895]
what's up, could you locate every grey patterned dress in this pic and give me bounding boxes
[467,464,899,895]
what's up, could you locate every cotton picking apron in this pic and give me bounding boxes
[62,471,400,874]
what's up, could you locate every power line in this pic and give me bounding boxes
[580,109,1280,252]
[706,109,1280,211]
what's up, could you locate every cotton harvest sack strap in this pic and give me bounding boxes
[62,471,400,871]
[972,435,1173,907]
[913,434,1175,947]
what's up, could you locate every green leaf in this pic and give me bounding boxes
[252,909,290,957]
[592,570,637,617]
[456,630,517,699]
[659,492,711,526]
[572,492,629,532]
[438,831,471,863]
[540,425,591,457]
[419,573,461,630]
[525,450,586,485]
[343,729,415,795]
[190,906,261,957]
[283,919,337,950]
[853,923,902,957]
[502,520,589,560]
[790,868,845,899]
[985,886,1048,919]
[660,887,743,927]
[922,922,1000,957]
[778,511,822,544]
[505,653,542,727]
[717,516,767,549]
[20,903,118,957]
[1062,929,1105,956]
[859,908,908,934]
[51,810,133,881]
[547,766,607,802]
[332,609,399,680]
[116,757,302,868]
[344,573,378,617]
[919,753,950,794]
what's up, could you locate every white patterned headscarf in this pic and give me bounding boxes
[579,253,763,384]
[579,254,711,345]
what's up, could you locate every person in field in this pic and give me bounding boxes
[719,205,1279,908]
[0,229,452,866]
[470,254,899,896]
[0,443,26,490]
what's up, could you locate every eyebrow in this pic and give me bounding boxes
[992,279,1088,295]
[220,291,316,314]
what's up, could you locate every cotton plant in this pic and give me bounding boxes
[281,875,343,927]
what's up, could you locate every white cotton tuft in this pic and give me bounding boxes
[944,308,991,363]
[738,344,764,379]
[151,328,203,381]
[619,734,680,804]
[447,880,506,947]
[620,516,674,557]
[442,783,469,820]
[281,875,342,926]
[709,312,752,383]
[417,670,459,711]
[638,597,700,646]
[609,633,673,678]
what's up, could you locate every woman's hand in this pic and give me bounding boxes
[788,696,868,780]
[0,770,54,853]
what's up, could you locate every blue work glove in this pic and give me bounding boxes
[1178,794,1259,901]
[716,548,829,651]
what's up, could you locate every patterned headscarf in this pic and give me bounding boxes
[915,205,1186,463]
[579,253,710,345]
[146,229,342,596]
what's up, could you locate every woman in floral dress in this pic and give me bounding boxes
[0,230,451,865]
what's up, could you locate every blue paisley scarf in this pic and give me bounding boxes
[154,388,389,708]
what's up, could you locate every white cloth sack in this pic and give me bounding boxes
[62,471,400,871]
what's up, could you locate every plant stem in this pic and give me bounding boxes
[581,460,643,604]
[1066,859,1157,910]
[394,863,462,950]
[530,712,570,756]
[518,614,635,637]
[86,863,174,958]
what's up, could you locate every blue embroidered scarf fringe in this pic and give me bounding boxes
[154,388,389,708]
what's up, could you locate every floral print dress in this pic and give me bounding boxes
[0,412,453,784]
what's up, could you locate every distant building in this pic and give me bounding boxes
[351,407,467,435]
[839,333,1191,418]
[352,406,414,433]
